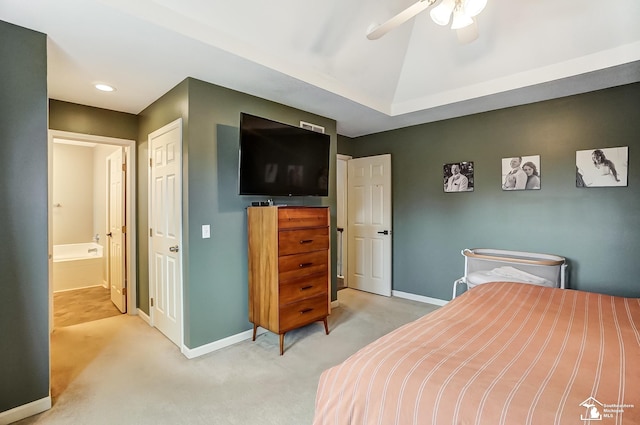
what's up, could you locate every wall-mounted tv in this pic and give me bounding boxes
[238,113,330,197]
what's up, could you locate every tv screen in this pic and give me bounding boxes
[239,113,330,196]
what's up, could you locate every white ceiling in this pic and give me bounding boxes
[2,0,640,137]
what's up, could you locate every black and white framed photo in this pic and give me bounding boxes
[443,161,474,192]
[576,146,628,187]
[501,155,541,190]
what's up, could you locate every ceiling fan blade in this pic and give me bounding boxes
[367,0,436,40]
[456,19,479,44]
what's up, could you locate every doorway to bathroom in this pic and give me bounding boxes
[48,130,137,330]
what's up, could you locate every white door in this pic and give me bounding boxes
[149,119,183,348]
[336,154,350,285]
[107,148,126,312]
[347,154,392,296]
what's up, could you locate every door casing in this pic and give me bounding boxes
[336,154,351,286]
[48,130,137,326]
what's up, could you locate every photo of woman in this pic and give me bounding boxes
[576,146,628,187]
[501,155,540,191]
[522,161,540,189]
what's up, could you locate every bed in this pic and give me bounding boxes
[313,282,640,425]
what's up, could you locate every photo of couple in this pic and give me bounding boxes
[501,155,540,191]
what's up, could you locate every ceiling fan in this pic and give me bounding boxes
[366,0,487,43]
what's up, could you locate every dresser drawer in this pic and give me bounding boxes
[279,227,329,256]
[278,250,328,283]
[278,207,328,229]
[279,294,328,332]
[279,273,328,305]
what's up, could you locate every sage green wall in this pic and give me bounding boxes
[136,78,337,348]
[341,83,640,300]
[49,99,138,140]
[186,78,336,348]
[0,21,49,413]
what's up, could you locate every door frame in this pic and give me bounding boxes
[336,154,351,287]
[48,130,138,331]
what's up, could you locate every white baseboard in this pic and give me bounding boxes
[182,327,268,359]
[392,290,448,306]
[53,284,104,293]
[0,396,51,425]
[137,309,150,325]
[178,293,439,360]
[181,301,340,359]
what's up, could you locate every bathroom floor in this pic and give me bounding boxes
[54,286,122,328]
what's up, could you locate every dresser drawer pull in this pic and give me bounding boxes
[300,285,313,291]
[300,239,314,244]
[300,308,314,314]
[299,262,313,268]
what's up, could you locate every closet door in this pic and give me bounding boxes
[348,154,392,297]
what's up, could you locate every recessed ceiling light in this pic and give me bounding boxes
[95,83,115,92]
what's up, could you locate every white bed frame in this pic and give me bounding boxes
[453,248,568,299]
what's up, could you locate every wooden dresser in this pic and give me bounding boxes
[247,206,330,355]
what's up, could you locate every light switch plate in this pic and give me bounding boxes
[202,224,211,239]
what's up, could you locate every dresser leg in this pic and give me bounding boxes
[279,333,285,356]
[323,317,329,335]
[252,324,257,341]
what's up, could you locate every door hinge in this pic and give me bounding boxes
[150,298,154,307]
[122,225,127,234]
[122,287,127,296]
[149,158,152,167]
[149,228,153,237]
[122,163,127,172]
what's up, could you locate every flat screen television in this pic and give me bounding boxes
[238,113,330,197]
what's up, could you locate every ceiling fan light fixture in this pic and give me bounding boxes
[464,0,487,17]
[430,0,456,26]
[456,19,479,43]
[451,8,474,29]
[366,0,486,40]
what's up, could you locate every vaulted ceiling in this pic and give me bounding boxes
[2,0,639,137]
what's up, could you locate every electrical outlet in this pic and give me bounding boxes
[202,224,211,239]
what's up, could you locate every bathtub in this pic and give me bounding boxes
[53,242,105,292]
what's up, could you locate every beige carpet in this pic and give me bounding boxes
[54,286,122,328]
[16,288,439,425]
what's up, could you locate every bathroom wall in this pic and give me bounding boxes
[51,142,120,286]
[52,142,94,245]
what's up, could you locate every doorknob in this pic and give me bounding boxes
[377,230,390,235]
[106,232,113,237]
[169,245,179,252]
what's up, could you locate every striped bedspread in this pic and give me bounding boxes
[313,282,640,425]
